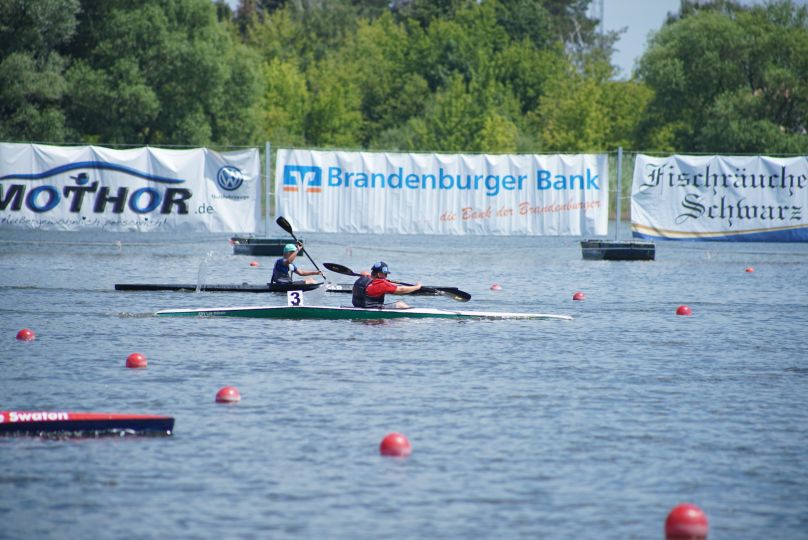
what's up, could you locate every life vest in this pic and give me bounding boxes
[271,258,295,284]
[352,275,384,308]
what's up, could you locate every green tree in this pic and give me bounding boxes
[407,75,478,151]
[543,0,599,49]
[243,6,300,63]
[531,62,610,151]
[63,0,262,145]
[407,1,509,91]
[493,0,553,49]
[494,40,565,115]
[478,112,519,152]
[342,13,428,146]
[259,58,308,147]
[637,0,808,152]
[406,73,518,152]
[236,0,626,153]
[0,0,80,141]
[530,58,651,151]
[303,55,363,147]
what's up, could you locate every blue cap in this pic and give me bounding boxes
[283,243,297,254]
[371,261,390,274]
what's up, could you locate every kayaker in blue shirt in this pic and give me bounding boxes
[271,242,322,284]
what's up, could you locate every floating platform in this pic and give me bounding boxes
[115,281,322,293]
[580,239,655,261]
[230,237,305,257]
[0,411,174,437]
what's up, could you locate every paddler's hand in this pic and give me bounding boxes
[413,282,422,291]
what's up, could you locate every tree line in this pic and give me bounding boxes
[1,0,806,154]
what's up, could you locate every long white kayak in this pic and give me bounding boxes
[155,304,572,321]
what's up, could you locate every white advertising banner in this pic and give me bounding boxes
[632,154,808,242]
[275,149,608,235]
[0,143,259,232]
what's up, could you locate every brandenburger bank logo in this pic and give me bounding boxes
[283,165,322,193]
[216,166,245,191]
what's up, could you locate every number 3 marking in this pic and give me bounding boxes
[287,291,302,306]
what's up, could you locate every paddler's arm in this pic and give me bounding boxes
[394,282,421,295]
[294,268,323,277]
[284,241,304,264]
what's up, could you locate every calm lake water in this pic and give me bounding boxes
[1,228,807,539]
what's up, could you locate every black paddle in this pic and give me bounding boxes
[276,216,324,280]
[323,262,471,302]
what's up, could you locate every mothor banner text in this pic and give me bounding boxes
[632,154,808,242]
[0,143,259,233]
[275,149,608,235]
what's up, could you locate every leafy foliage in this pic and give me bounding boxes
[637,0,808,153]
[3,0,804,154]
[0,0,80,140]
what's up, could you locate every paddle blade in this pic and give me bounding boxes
[276,216,294,236]
[323,262,359,276]
[432,287,471,302]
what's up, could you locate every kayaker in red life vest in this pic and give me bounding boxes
[271,242,322,284]
[352,261,422,309]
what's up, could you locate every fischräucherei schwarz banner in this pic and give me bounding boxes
[0,143,259,232]
[274,149,608,235]
[632,154,808,242]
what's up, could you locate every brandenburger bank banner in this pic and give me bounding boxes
[275,149,608,235]
[0,143,259,232]
[632,154,808,242]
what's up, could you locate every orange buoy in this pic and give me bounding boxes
[216,386,241,403]
[665,503,708,539]
[125,352,147,369]
[745,267,754,273]
[16,328,36,341]
[249,261,259,267]
[490,283,503,291]
[676,305,692,316]
[572,291,585,301]
[379,432,412,457]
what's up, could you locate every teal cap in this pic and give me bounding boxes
[283,243,297,254]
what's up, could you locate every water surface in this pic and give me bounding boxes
[1,230,807,539]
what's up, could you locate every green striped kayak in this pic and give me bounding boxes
[155,304,572,321]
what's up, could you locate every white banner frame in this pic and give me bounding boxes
[632,154,808,242]
[274,149,608,236]
[0,143,260,233]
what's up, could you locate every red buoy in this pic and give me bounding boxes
[16,328,35,341]
[745,267,754,273]
[249,261,259,267]
[379,432,412,457]
[676,305,692,316]
[126,352,147,369]
[572,291,586,301]
[665,503,708,539]
[216,386,241,403]
[490,283,503,291]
